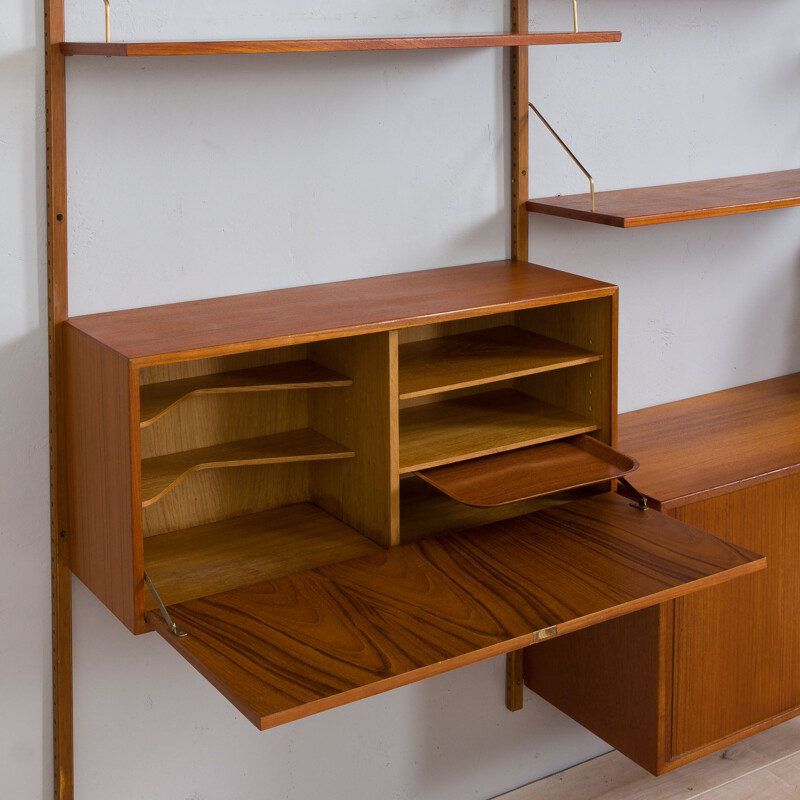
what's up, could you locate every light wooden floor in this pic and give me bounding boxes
[497,717,800,800]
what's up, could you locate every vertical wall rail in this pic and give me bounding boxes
[44,0,73,797]
[510,0,529,262]
[506,0,529,710]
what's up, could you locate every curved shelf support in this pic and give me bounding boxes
[528,101,596,212]
[141,428,355,507]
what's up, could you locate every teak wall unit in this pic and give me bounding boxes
[42,3,794,799]
[527,374,800,774]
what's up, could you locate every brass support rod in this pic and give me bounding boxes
[104,0,110,43]
[572,0,579,33]
[528,101,596,212]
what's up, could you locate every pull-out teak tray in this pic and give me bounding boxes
[148,493,764,730]
[415,435,638,507]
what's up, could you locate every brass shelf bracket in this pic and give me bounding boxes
[572,0,580,33]
[103,0,110,43]
[528,101,596,212]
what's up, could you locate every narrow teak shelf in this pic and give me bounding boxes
[416,435,638,507]
[143,503,381,610]
[398,325,600,399]
[140,359,351,428]
[527,169,800,228]
[141,428,354,507]
[148,493,764,731]
[60,31,622,57]
[398,388,598,473]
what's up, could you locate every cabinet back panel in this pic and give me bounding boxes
[397,312,515,344]
[140,392,309,458]
[142,463,311,537]
[138,345,307,385]
[515,298,616,445]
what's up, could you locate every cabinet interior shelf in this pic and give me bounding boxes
[143,502,381,610]
[416,434,638,507]
[148,493,764,731]
[527,169,800,227]
[398,325,601,400]
[141,428,354,507]
[398,388,598,473]
[60,31,622,57]
[140,359,352,428]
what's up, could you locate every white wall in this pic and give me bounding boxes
[2,1,798,798]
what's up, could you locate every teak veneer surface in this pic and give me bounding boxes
[416,435,637,507]
[527,170,800,228]
[60,31,622,57]
[143,503,381,609]
[140,359,351,427]
[148,493,764,731]
[398,389,597,473]
[141,428,354,507]
[398,325,601,399]
[66,261,616,365]
[618,373,800,509]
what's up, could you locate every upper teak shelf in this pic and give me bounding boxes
[59,31,622,57]
[527,169,800,228]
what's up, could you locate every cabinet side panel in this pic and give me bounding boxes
[672,475,800,756]
[514,295,617,446]
[309,332,399,547]
[524,603,669,775]
[66,327,137,631]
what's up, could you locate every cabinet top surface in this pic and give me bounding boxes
[619,372,800,509]
[66,260,616,366]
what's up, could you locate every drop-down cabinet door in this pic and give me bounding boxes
[147,492,764,731]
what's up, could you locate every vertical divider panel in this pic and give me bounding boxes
[309,331,400,548]
[514,295,617,445]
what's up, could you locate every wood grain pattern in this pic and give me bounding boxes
[618,373,800,510]
[66,261,617,365]
[60,31,622,57]
[398,389,598,473]
[65,326,141,632]
[672,474,800,758]
[143,503,381,609]
[140,360,351,427]
[415,435,637,507]
[398,325,601,399]
[141,428,353,507]
[527,170,800,227]
[148,493,764,730]
[309,333,400,548]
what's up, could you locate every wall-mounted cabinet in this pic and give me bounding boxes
[64,260,764,730]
